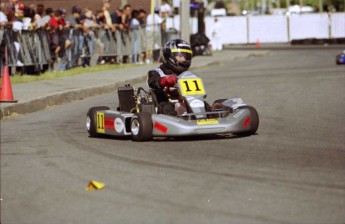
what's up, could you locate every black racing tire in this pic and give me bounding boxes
[235,105,259,136]
[131,112,153,141]
[335,55,340,65]
[211,99,233,113]
[86,106,110,137]
[212,99,227,104]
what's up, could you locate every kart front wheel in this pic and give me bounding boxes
[131,112,153,141]
[86,106,110,137]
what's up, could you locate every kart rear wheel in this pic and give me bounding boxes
[86,106,110,137]
[236,106,259,136]
[131,112,153,141]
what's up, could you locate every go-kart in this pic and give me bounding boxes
[336,50,345,65]
[86,71,259,141]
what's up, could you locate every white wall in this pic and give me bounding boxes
[202,13,345,45]
[205,16,248,44]
[330,13,345,38]
[248,15,288,43]
[289,13,329,40]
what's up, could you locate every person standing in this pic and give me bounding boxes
[34,4,44,28]
[146,6,163,63]
[81,9,100,67]
[65,5,84,67]
[5,0,19,22]
[211,17,222,51]
[102,0,115,32]
[120,4,131,63]
[137,9,147,63]
[160,0,172,18]
[130,9,140,63]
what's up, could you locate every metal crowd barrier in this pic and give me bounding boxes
[0,24,171,75]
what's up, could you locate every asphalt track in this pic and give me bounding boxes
[1,48,345,224]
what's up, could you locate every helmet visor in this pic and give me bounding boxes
[171,49,192,66]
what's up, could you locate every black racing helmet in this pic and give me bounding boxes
[163,39,193,73]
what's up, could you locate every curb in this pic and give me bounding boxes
[0,75,147,119]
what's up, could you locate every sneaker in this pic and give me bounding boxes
[16,60,24,67]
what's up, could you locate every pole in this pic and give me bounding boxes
[197,2,205,33]
[150,0,155,55]
[319,0,323,12]
[121,0,128,8]
[180,0,190,42]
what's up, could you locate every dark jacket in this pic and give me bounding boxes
[147,63,182,103]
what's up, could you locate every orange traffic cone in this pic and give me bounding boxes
[256,39,261,48]
[0,66,17,103]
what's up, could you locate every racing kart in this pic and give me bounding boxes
[336,50,345,65]
[86,71,259,141]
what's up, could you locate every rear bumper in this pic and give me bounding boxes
[151,107,254,136]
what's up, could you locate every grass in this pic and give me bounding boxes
[10,63,140,84]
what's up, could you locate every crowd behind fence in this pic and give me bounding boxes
[0,24,169,75]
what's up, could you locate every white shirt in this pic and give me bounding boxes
[0,11,8,23]
[212,20,222,38]
[146,13,162,31]
[41,15,51,25]
[160,3,172,15]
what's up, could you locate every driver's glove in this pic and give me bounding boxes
[160,74,177,87]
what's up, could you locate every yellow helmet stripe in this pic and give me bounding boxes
[171,49,193,54]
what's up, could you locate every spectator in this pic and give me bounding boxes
[0,3,9,26]
[160,0,172,18]
[12,2,25,66]
[81,9,100,67]
[14,2,24,20]
[55,8,71,70]
[58,8,67,26]
[95,9,104,25]
[102,0,115,31]
[137,9,147,63]
[34,4,44,28]
[121,4,131,31]
[111,8,122,30]
[22,5,36,30]
[48,9,63,67]
[120,4,131,63]
[146,6,163,63]
[137,9,146,25]
[41,7,53,29]
[5,0,19,22]
[0,2,9,75]
[211,17,222,51]
[130,9,141,63]
[65,5,83,67]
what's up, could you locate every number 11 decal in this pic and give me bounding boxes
[183,80,201,92]
[179,78,205,96]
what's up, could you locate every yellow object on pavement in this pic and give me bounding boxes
[86,180,105,191]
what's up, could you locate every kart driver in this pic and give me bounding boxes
[147,39,193,115]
